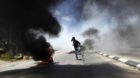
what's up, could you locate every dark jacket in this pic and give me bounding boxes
[72,40,80,49]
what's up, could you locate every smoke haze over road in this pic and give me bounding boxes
[51,0,140,54]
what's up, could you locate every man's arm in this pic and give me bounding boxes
[78,41,81,46]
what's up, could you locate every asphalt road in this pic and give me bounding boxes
[0,51,140,78]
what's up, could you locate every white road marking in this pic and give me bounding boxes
[118,58,128,63]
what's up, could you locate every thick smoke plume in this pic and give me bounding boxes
[90,0,140,51]
[0,0,63,60]
[82,28,98,37]
[82,28,99,50]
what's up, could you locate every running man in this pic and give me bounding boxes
[71,37,81,60]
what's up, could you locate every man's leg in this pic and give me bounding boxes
[75,48,79,60]
[75,53,78,60]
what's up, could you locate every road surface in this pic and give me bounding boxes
[0,51,140,78]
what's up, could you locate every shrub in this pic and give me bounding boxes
[0,52,14,61]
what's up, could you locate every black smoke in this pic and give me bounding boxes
[82,28,98,37]
[25,35,52,60]
[0,0,63,60]
[82,28,98,50]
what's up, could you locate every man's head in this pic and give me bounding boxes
[71,37,76,41]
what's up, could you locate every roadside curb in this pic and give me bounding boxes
[95,52,140,70]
